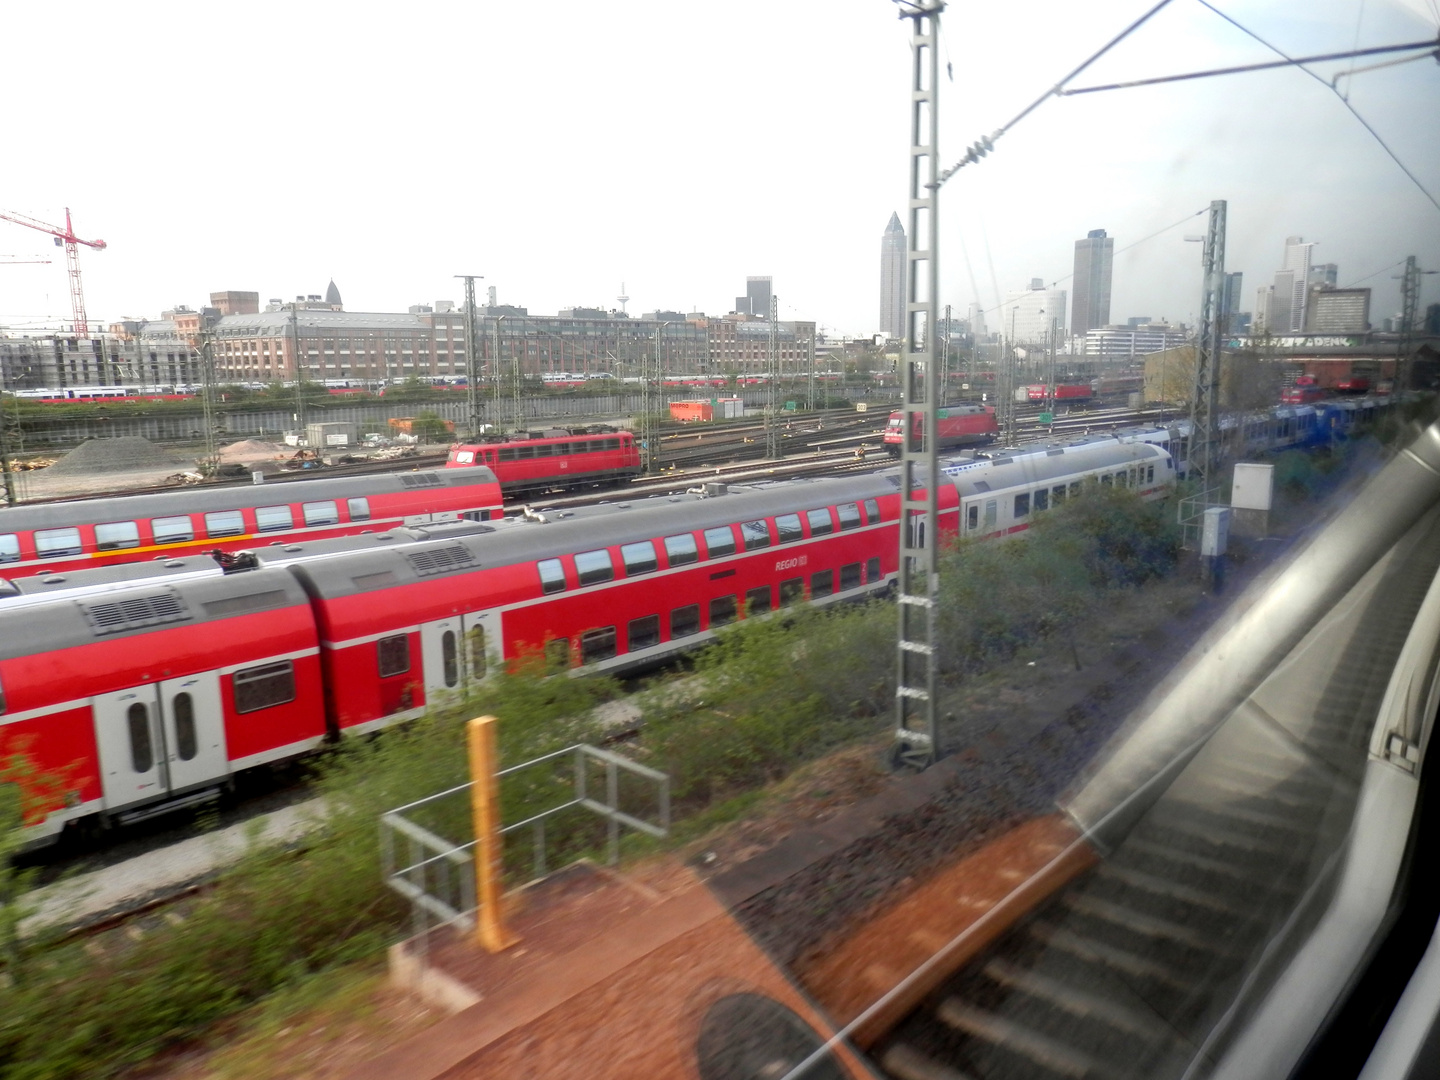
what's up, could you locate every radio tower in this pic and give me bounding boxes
[0,207,106,335]
[616,282,629,315]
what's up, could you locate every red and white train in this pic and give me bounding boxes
[0,470,504,578]
[445,428,642,497]
[883,404,999,455]
[0,440,1173,843]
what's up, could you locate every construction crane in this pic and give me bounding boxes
[0,207,106,335]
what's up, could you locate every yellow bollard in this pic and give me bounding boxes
[468,715,519,952]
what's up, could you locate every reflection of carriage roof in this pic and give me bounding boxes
[0,468,497,532]
[0,566,309,661]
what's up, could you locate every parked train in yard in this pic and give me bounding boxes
[0,439,1173,843]
[445,427,642,496]
[0,470,505,578]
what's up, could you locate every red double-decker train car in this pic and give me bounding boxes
[1,441,1173,843]
[883,404,998,455]
[446,429,642,497]
[0,469,503,578]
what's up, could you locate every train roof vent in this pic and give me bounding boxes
[971,480,991,492]
[405,543,476,577]
[989,457,1013,466]
[79,589,191,635]
[399,472,444,489]
[1046,448,1065,456]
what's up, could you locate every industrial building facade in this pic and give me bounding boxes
[0,334,202,392]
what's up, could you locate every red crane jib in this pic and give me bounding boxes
[0,206,106,336]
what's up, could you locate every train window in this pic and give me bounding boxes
[703,526,736,558]
[0,674,5,713]
[746,586,772,615]
[866,557,881,584]
[173,692,197,762]
[545,638,571,670]
[774,514,803,543]
[35,527,82,558]
[515,445,536,459]
[152,516,194,544]
[1147,465,1155,483]
[1034,489,1048,512]
[740,520,771,551]
[0,534,17,564]
[255,505,294,532]
[1101,474,1113,487]
[233,660,296,713]
[95,521,141,551]
[984,500,997,528]
[127,702,153,773]
[709,595,738,627]
[621,540,658,576]
[347,497,371,521]
[811,569,834,598]
[303,500,339,527]
[378,634,410,677]
[1069,481,1082,497]
[1014,493,1030,518]
[499,447,519,462]
[806,508,834,536]
[537,558,567,594]
[1052,485,1066,505]
[442,630,459,687]
[671,605,700,638]
[467,625,487,680]
[780,578,804,606]
[840,563,862,591]
[837,503,862,530]
[452,450,476,464]
[604,438,621,450]
[575,549,615,586]
[204,510,245,538]
[966,505,979,531]
[863,498,881,523]
[628,615,661,651]
[581,626,617,664]
[664,534,699,566]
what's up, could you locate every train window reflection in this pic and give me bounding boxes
[1034,489,1049,512]
[806,508,834,536]
[709,595,738,626]
[780,578,804,606]
[538,558,567,594]
[628,614,660,650]
[126,702,153,773]
[233,661,296,713]
[152,516,194,544]
[621,541,658,575]
[837,503,862,530]
[172,692,197,762]
[348,497,371,521]
[35,528,82,558]
[581,626,617,664]
[664,534,699,566]
[863,498,880,523]
[775,514,803,543]
[0,534,17,564]
[467,625,486,680]
[95,521,141,551]
[741,520,771,551]
[840,563,862,591]
[866,557,881,584]
[441,630,458,687]
[1014,493,1030,517]
[378,635,410,677]
[255,505,294,533]
[670,605,700,638]
[811,569,834,598]
[704,527,736,558]
[204,511,244,538]
[746,586,772,615]
[302,501,339,527]
[575,549,614,586]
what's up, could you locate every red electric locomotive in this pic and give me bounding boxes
[0,469,503,578]
[445,428,642,497]
[884,404,998,455]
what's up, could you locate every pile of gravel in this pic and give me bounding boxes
[217,439,286,464]
[44,436,191,476]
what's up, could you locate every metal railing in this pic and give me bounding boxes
[379,743,670,936]
[1178,486,1224,549]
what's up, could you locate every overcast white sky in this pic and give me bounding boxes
[2,0,1437,337]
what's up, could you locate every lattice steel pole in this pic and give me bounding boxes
[1185,199,1226,488]
[892,1,944,770]
[457,274,483,439]
[766,297,781,458]
[1398,255,1419,394]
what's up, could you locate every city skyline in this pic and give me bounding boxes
[2,0,1437,337]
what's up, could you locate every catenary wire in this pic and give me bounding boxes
[1193,0,1440,216]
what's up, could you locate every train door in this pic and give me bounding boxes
[93,687,167,811]
[420,617,464,700]
[460,610,501,685]
[158,672,227,793]
[982,499,998,535]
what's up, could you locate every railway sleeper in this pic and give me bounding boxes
[934,998,1112,1080]
[1139,811,1311,864]
[880,1042,979,1080]
[1089,863,1259,923]
[1187,771,1339,815]
[1026,922,1193,999]
[1119,836,1305,900]
[1056,894,1247,969]
[1155,795,1316,839]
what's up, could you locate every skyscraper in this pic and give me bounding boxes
[747,277,773,321]
[1070,229,1113,337]
[880,212,905,338]
[1256,237,1322,334]
[1003,278,1067,342]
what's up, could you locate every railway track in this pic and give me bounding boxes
[870,526,1434,1080]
